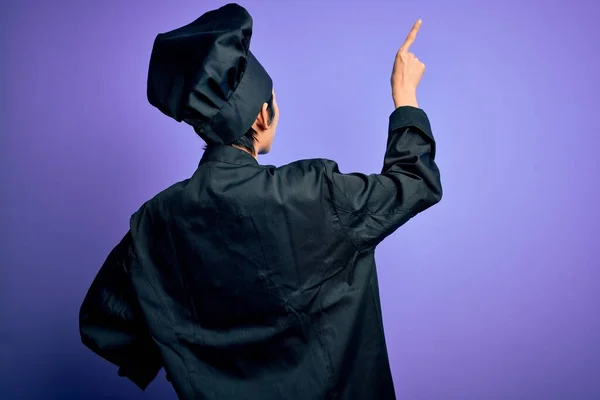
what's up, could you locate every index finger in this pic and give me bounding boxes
[399,19,422,53]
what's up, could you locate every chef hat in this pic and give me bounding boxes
[147,3,273,144]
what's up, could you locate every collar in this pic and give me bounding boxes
[199,145,259,167]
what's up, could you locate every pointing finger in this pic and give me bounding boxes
[399,19,422,54]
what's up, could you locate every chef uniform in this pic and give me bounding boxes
[79,3,442,399]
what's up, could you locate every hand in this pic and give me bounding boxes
[391,19,425,108]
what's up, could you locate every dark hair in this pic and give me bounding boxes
[203,95,275,155]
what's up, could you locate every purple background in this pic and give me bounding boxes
[2,0,599,399]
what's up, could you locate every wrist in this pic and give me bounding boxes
[393,94,419,108]
[392,87,418,108]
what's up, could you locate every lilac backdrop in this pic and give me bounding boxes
[2,0,599,399]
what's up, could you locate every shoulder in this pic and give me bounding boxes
[148,179,190,206]
[130,179,190,224]
[258,159,346,192]
[254,158,341,200]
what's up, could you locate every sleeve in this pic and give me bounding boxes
[79,230,163,390]
[322,106,442,251]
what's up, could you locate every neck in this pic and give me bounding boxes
[231,144,258,160]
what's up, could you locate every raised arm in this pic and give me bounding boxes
[322,20,442,251]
